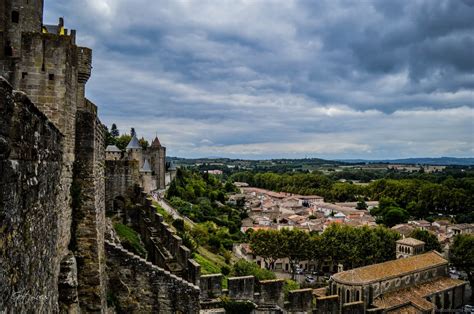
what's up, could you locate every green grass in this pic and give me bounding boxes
[193,253,222,274]
[150,199,174,224]
[114,223,147,257]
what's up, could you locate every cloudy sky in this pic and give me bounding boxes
[44,0,474,159]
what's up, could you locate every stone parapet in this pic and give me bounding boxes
[105,240,200,313]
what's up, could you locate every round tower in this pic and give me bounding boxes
[150,136,166,189]
[126,133,143,168]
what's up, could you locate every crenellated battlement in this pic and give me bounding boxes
[105,240,201,313]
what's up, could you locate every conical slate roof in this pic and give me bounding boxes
[106,145,121,152]
[168,161,177,171]
[126,134,141,150]
[141,159,152,173]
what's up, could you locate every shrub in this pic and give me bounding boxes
[283,279,300,299]
[221,296,255,314]
[232,259,276,281]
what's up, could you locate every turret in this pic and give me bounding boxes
[149,135,166,189]
[126,133,143,167]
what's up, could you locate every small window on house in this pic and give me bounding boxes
[12,11,20,23]
[22,72,28,79]
[49,73,55,81]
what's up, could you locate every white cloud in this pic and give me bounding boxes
[43,0,474,159]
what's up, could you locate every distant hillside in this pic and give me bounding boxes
[340,157,474,166]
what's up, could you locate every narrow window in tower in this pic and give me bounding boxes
[22,72,28,79]
[12,11,20,23]
[49,73,55,81]
[5,41,13,56]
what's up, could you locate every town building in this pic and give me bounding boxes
[329,251,467,312]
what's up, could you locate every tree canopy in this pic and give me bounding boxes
[408,229,442,252]
[449,234,474,300]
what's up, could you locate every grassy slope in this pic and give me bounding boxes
[114,223,147,257]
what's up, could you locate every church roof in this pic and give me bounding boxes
[126,134,141,150]
[151,136,161,147]
[141,159,152,172]
[373,277,466,311]
[105,145,121,152]
[331,251,447,285]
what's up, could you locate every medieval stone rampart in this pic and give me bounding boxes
[72,99,107,311]
[0,77,65,312]
[105,240,201,313]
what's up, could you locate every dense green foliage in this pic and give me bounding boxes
[221,297,256,314]
[114,223,147,257]
[408,229,442,252]
[283,280,300,299]
[231,259,276,280]
[231,171,474,222]
[449,234,474,299]
[166,169,245,253]
[249,224,400,276]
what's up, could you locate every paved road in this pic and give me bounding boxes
[151,194,196,227]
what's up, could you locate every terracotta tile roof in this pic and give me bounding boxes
[332,252,447,284]
[313,287,328,297]
[373,277,466,311]
[396,237,425,246]
[386,304,426,314]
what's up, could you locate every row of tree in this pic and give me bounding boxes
[249,224,401,279]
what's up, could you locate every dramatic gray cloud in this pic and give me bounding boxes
[44,0,474,159]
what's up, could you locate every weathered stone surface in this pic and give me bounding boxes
[58,252,80,313]
[72,101,107,312]
[228,276,255,301]
[287,288,313,313]
[200,274,224,300]
[258,279,285,308]
[0,78,64,312]
[105,240,201,313]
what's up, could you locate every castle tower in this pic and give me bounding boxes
[1,0,44,60]
[396,237,425,259]
[1,1,107,311]
[168,161,177,182]
[126,133,143,167]
[150,136,166,189]
[140,159,156,193]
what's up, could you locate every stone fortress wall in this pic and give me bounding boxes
[105,240,201,313]
[0,77,65,312]
[0,1,184,312]
[135,192,202,284]
[198,273,359,314]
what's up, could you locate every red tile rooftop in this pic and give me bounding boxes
[332,251,447,284]
[373,277,466,311]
